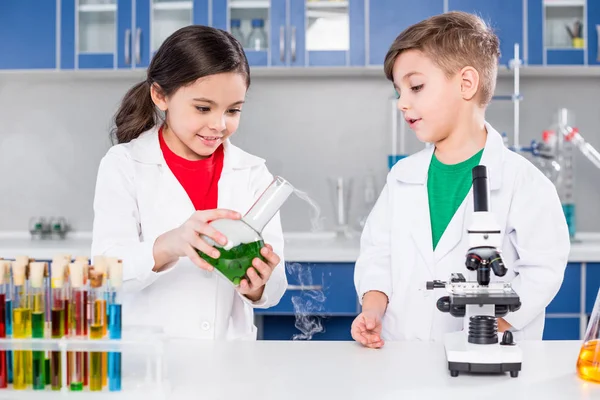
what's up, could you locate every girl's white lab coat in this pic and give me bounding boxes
[91,126,287,340]
[355,123,570,342]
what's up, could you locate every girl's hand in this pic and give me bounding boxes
[153,209,241,272]
[237,243,281,301]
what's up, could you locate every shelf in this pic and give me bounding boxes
[544,0,585,6]
[3,65,600,79]
[153,1,193,11]
[230,0,270,9]
[307,1,348,9]
[546,47,585,50]
[78,3,117,13]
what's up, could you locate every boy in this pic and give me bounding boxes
[352,11,570,348]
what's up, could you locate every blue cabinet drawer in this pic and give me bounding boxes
[546,49,585,65]
[543,317,580,340]
[586,263,600,314]
[260,315,354,341]
[547,262,581,314]
[256,262,358,316]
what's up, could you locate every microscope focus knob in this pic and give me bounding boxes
[436,296,451,313]
[501,330,515,346]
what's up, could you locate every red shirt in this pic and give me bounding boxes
[159,127,224,210]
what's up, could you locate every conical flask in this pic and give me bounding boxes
[577,287,600,383]
[198,176,294,286]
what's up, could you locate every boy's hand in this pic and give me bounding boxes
[498,317,512,333]
[351,310,384,348]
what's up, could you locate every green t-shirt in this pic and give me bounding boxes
[428,149,484,250]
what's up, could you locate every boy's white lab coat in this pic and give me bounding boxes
[355,123,570,342]
[91,126,287,340]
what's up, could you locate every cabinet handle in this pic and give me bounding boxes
[287,285,323,291]
[135,27,142,65]
[291,25,297,63]
[597,25,600,62]
[279,26,285,62]
[124,29,131,65]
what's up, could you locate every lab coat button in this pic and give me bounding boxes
[201,321,211,331]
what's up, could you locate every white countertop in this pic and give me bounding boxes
[159,339,596,400]
[1,231,600,263]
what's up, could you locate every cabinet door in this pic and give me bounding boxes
[300,0,366,67]
[213,0,272,67]
[527,0,543,64]
[61,0,132,69]
[448,0,524,66]
[0,0,57,69]
[135,0,209,68]
[588,0,600,65]
[368,0,444,66]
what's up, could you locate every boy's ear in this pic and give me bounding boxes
[459,66,480,102]
[150,83,168,111]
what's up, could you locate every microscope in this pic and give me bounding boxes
[426,165,523,378]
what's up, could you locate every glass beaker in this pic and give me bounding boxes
[328,177,353,236]
[577,287,600,383]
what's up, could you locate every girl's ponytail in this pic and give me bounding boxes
[112,80,157,144]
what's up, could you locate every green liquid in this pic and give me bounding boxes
[32,312,46,389]
[198,240,265,285]
[70,382,83,391]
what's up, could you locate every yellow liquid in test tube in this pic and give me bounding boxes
[13,308,32,390]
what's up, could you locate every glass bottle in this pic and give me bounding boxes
[577,286,600,382]
[247,19,267,51]
[198,177,294,286]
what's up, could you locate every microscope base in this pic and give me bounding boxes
[443,331,522,378]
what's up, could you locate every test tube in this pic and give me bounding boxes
[94,256,109,388]
[3,261,13,385]
[107,259,122,391]
[0,260,10,388]
[68,262,86,391]
[60,254,73,388]
[29,262,46,390]
[12,257,31,390]
[75,256,90,387]
[89,268,105,391]
[50,258,67,390]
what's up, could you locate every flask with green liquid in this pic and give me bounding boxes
[198,176,294,286]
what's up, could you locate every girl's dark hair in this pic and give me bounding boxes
[112,25,250,144]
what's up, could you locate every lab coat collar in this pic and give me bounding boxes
[127,125,266,172]
[390,121,505,191]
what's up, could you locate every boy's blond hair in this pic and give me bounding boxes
[384,11,500,106]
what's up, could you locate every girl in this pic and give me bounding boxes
[91,25,287,340]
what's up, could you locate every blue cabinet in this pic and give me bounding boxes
[256,262,358,316]
[257,262,358,341]
[134,0,209,68]
[543,317,580,340]
[528,0,588,65]
[0,0,57,70]
[213,0,365,67]
[547,263,581,314]
[586,263,600,314]
[447,0,523,67]
[588,0,600,65]
[368,0,443,66]
[260,315,354,341]
[60,0,209,70]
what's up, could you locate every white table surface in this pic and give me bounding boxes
[158,339,599,400]
[1,231,600,263]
